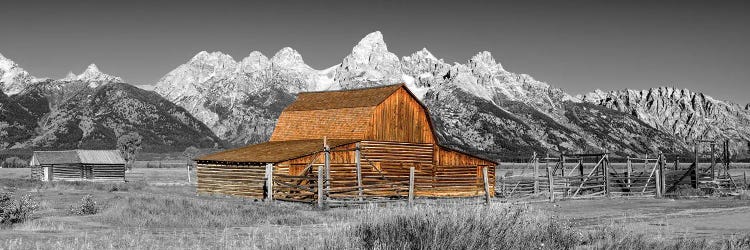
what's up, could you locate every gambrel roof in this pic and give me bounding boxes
[270,84,438,142]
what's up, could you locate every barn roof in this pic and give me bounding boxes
[270,83,438,142]
[30,150,126,165]
[196,139,359,164]
[284,84,403,111]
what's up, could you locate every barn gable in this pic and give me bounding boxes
[367,87,436,143]
[270,84,437,143]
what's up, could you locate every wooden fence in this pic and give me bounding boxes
[499,151,747,201]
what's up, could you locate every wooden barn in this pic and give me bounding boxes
[30,150,127,182]
[196,84,497,203]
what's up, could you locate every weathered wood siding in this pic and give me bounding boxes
[435,146,495,166]
[196,164,266,198]
[41,164,125,182]
[367,88,435,144]
[52,165,84,180]
[89,165,126,181]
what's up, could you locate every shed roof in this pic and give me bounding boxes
[31,150,126,165]
[196,139,359,164]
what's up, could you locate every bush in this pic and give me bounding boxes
[69,195,99,216]
[0,193,39,225]
[1,157,28,168]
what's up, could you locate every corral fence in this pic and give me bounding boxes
[498,143,748,201]
[259,143,493,208]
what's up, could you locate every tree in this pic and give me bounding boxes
[182,146,201,183]
[182,146,201,166]
[117,132,142,170]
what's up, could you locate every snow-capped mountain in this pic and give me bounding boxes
[0,53,34,95]
[70,64,124,87]
[4,31,747,159]
[332,31,403,89]
[0,52,222,151]
[581,87,750,154]
[154,48,332,145]
[155,31,693,158]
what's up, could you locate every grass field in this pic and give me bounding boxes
[1,168,750,249]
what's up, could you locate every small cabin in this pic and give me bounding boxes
[196,84,497,202]
[30,150,127,182]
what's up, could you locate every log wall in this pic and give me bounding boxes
[90,165,126,181]
[52,164,84,180]
[200,141,497,202]
[196,163,266,198]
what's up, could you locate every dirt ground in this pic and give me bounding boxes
[529,198,750,240]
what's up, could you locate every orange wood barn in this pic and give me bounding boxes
[196,84,497,203]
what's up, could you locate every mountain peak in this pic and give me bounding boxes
[0,52,34,95]
[470,51,503,71]
[84,63,101,74]
[63,71,77,80]
[271,47,306,68]
[414,48,437,60]
[359,31,385,46]
[190,51,235,64]
[238,51,270,73]
[355,31,389,53]
[76,63,124,85]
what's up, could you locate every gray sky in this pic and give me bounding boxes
[1,0,748,104]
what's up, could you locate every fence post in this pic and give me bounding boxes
[264,163,274,201]
[694,144,699,188]
[317,165,324,208]
[409,167,415,207]
[324,140,331,197]
[659,152,665,194]
[533,152,539,194]
[186,160,192,183]
[483,166,490,205]
[626,156,632,190]
[547,165,555,202]
[604,155,610,197]
[355,143,363,201]
[655,169,662,198]
[711,143,716,181]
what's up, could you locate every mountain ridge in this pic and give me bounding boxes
[3,31,748,158]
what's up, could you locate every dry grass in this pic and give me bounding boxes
[325,204,579,249]
[3,168,750,249]
[96,195,321,228]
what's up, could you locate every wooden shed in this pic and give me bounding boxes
[196,84,497,203]
[30,150,127,182]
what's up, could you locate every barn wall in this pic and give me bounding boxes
[433,146,496,196]
[196,163,266,198]
[52,164,83,180]
[366,88,436,144]
[436,146,496,166]
[89,165,126,181]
